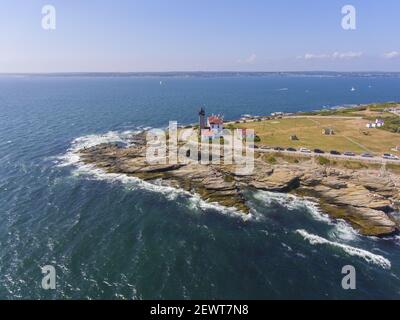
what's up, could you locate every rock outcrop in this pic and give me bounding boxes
[78,133,399,237]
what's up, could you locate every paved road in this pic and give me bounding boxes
[195,140,400,165]
[256,147,400,165]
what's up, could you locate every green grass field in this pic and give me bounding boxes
[235,116,400,155]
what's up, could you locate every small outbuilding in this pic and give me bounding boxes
[322,128,334,135]
[366,119,385,128]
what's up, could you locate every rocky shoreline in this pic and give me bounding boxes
[78,132,400,237]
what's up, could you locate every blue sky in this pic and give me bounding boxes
[1,0,400,72]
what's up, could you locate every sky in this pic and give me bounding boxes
[1,0,400,72]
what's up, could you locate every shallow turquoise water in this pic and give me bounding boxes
[0,74,399,299]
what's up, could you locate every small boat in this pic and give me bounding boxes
[351,87,356,92]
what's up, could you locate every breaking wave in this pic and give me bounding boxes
[57,130,139,168]
[328,220,359,241]
[186,194,262,221]
[296,229,391,270]
[253,191,331,223]
[253,191,359,241]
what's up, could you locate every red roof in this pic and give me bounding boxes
[208,116,223,125]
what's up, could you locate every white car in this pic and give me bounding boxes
[383,153,400,160]
[299,147,311,153]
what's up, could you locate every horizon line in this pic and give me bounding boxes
[2,70,400,76]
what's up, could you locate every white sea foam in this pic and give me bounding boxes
[253,191,331,223]
[187,194,242,217]
[72,160,255,221]
[296,229,391,270]
[57,130,139,168]
[253,191,361,241]
[281,242,293,252]
[393,235,400,247]
[328,219,359,241]
[186,193,263,221]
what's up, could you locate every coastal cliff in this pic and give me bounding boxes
[78,132,399,237]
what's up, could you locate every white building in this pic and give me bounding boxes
[207,115,224,137]
[366,119,384,128]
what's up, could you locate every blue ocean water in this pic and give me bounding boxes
[0,73,400,299]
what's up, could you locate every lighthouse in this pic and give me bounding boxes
[199,107,206,129]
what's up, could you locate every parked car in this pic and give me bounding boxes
[344,152,356,157]
[383,153,400,160]
[300,147,311,153]
[314,149,325,154]
[330,150,341,155]
[274,147,284,151]
[361,153,373,158]
[286,147,297,152]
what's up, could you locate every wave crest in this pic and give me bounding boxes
[253,191,331,223]
[296,229,391,269]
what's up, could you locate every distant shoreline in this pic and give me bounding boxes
[2,71,400,78]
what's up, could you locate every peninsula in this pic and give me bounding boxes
[78,103,400,237]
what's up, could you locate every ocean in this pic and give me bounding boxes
[0,73,400,299]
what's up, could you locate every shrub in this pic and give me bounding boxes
[317,156,330,166]
[381,116,400,133]
[265,155,277,164]
[343,161,367,170]
[223,175,235,183]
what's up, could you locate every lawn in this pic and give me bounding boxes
[235,116,400,155]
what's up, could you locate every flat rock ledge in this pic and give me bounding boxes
[78,135,399,237]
